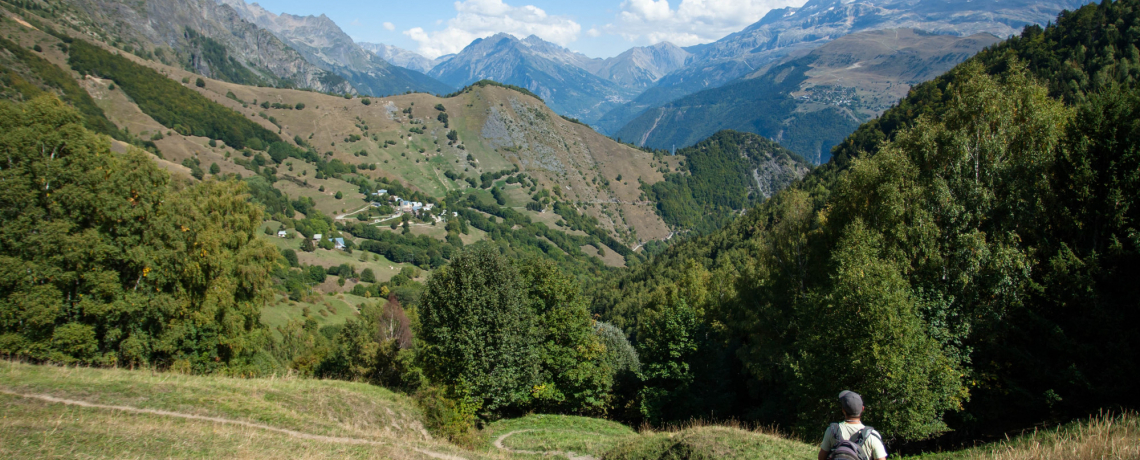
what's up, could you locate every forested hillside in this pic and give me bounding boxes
[643,131,809,235]
[591,0,1140,446]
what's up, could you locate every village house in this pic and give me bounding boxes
[332,238,345,250]
[277,230,287,238]
[312,233,322,241]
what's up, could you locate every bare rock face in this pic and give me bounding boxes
[582,42,694,90]
[66,0,354,94]
[216,0,452,96]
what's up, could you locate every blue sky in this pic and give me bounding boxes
[245,0,806,59]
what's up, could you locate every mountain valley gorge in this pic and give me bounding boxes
[0,0,1137,458]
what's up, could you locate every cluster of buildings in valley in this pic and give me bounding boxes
[370,189,435,214]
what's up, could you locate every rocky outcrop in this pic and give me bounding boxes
[216,0,452,96]
[65,0,354,94]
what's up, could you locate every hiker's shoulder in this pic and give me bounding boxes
[861,426,885,444]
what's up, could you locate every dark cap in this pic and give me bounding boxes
[839,390,863,417]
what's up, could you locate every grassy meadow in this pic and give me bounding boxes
[0,361,1136,459]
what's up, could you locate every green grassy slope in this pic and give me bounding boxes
[0,360,475,459]
[2,361,1134,459]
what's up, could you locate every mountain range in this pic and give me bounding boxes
[357,42,451,74]
[592,0,1095,136]
[215,0,452,96]
[75,0,1090,152]
[61,0,355,94]
[614,28,1001,163]
[354,0,1092,154]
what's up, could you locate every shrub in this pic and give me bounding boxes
[360,268,376,283]
[195,77,205,88]
[414,386,482,448]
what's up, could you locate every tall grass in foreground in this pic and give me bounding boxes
[975,412,1139,460]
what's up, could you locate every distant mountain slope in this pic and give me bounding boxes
[358,42,445,74]
[595,0,1094,134]
[643,130,810,234]
[59,0,354,94]
[216,0,452,96]
[580,42,693,90]
[616,29,1000,164]
[428,33,638,125]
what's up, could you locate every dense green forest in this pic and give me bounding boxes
[643,130,809,234]
[592,0,1140,447]
[0,96,277,373]
[183,28,275,88]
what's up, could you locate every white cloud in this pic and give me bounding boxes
[608,0,807,46]
[404,0,581,59]
[586,28,601,38]
[383,21,396,31]
[350,19,362,27]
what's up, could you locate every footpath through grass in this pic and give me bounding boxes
[1,360,1134,459]
[0,360,477,459]
[483,414,636,457]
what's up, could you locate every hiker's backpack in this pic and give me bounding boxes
[826,424,882,460]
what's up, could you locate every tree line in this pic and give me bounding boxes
[590,0,1140,448]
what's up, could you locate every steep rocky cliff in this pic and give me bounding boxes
[62,0,354,94]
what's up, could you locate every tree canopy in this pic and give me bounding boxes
[0,96,278,374]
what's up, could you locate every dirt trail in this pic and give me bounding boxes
[336,204,374,220]
[492,429,597,460]
[0,389,465,460]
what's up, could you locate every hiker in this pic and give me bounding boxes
[817,390,887,460]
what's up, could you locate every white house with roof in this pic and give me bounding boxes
[312,233,322,241]
[331,238,345,250]
[277,230,287,238]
